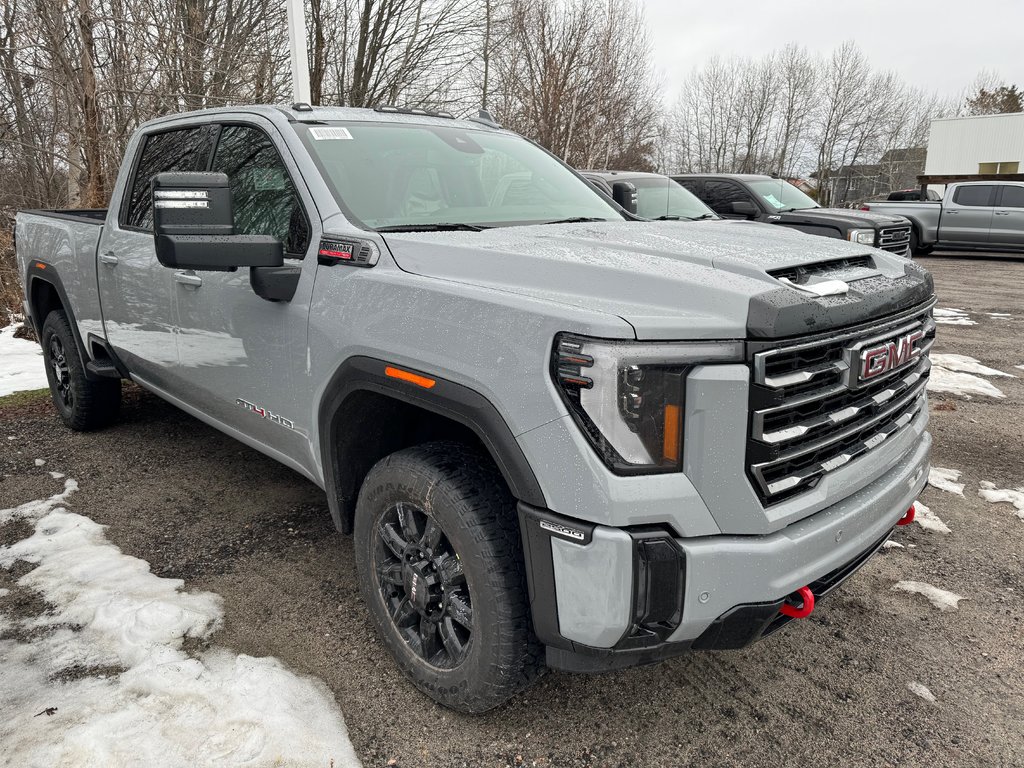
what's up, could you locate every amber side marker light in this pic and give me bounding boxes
[385,366,436,389]
[662,404,682,463]
[34,261,46,270]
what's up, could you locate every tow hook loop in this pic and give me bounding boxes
[897,504,916,526]
[780,586,815,619]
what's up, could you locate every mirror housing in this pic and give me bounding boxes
[151,171,283,272]
[729,200,760,219]
[611,181,638,215]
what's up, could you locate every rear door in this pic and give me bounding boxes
[170,119,319,472]
[941,185,995,244]
[99,125,213,385]
[990,184,1024,248]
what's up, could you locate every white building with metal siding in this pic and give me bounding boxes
[924,112,1024,175]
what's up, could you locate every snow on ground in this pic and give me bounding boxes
[933,308,976,326]
[914,501,951,534]
[0,324,49,397]
[893,581,966,612]
[907,681,937,704]
[928,467,964,496]
[0,478,362,768]
[882,540,905,550]
[928,354,1012,399]
[986,313,1012,319]
[978,482,1024,521]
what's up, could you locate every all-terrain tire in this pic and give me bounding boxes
[354,441,543,713]
[40,310,121,431]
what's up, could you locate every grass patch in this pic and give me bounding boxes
[0,388,49,407]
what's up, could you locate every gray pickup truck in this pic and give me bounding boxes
[863,181,1024,255]
[16,105,934,713]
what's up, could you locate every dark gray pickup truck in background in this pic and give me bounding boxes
[675,173,913,257]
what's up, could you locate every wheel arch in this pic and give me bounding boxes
[25,262,92,374]
[318,356,547,534]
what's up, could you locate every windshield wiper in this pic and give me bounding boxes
[375,223,486,233]
[538,217,610,225]
[652,213,716,221]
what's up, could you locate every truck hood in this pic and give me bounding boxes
[382,220,932,340]
[782,207,909,228]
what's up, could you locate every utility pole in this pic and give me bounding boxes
[286,0,312,104]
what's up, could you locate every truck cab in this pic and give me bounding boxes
[674,173,913,257]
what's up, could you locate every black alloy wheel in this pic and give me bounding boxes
[373,501,473,668]
[48,333,73,408]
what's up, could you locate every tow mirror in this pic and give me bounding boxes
[151,172,283,272]
[611,181,638,215]
[729,200,760,219]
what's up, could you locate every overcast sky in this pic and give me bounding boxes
[642,0,1024,103]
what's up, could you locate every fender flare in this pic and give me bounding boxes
[318,356,547,532]
[24,261,94,378]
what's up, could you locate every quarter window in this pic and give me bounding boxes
[123,127,212,230]
[953,186,996,207]
[211,125,310,257]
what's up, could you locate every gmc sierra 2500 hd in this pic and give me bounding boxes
[16,105,934,713]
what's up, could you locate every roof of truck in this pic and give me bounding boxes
[670,173,773,180]
[141,104,504,133]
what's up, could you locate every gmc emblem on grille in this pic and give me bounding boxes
[849,328,925,386]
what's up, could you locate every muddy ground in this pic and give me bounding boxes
[1,254,1023,767]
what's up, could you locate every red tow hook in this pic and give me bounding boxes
[780,586,815,619]
[897,503,916,526]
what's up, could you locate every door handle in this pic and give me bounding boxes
[174,271,203,288]
[994,211,1010,215]
[99,251,118,265]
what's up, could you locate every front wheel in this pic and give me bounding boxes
[353,442,543,713]
[40,310,121,431]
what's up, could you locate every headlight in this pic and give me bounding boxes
[552,333,744,474]
[848,228,875,246]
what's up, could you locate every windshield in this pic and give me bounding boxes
[631,177,717,220]
[746,179,819,211]
[296,122,622,229]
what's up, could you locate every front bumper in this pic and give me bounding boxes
[519,430,930,673]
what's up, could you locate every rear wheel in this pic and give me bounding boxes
[909,230,932,256]
[41,310,121,431]
[354,441,542,713]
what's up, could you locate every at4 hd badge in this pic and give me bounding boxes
[236,398,295,430]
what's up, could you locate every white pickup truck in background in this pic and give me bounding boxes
[862,181,1024,255]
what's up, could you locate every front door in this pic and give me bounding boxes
[942,185,995,245]
[98,126,213,386]
[171,120,319,474]
[990,184,1024,248]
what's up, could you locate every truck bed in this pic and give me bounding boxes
[19,209,107,224]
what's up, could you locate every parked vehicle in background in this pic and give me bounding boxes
[887,189,942,202]
[16,105,934,713]
[581,171,718,221]
[674,174,913,257]
[862,181,1024,255]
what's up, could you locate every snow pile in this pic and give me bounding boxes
[0,324,49,397]
[928,354,1012,399]
[933,308,976,326]
[928,467,964,496]
[0,480,362,768]
[893,581,965,612]
[978,482,1024,521]
[907,681,937,704]
[914,501,951,534]
[986,313,1012,319]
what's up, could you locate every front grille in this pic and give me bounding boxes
[878,225,911,253]
[747,300,935,504]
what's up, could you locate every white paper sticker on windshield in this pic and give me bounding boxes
[764,194,784,209]
[309,127,353,141]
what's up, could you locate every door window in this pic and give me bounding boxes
[211,125,310,257]
[953,186,996,207]
[702,181,754,216]
[123,127,212,230]
[998,185,1024,208]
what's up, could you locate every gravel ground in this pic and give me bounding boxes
[2,254,1023,767]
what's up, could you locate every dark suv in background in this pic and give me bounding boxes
[673,173,913,257]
